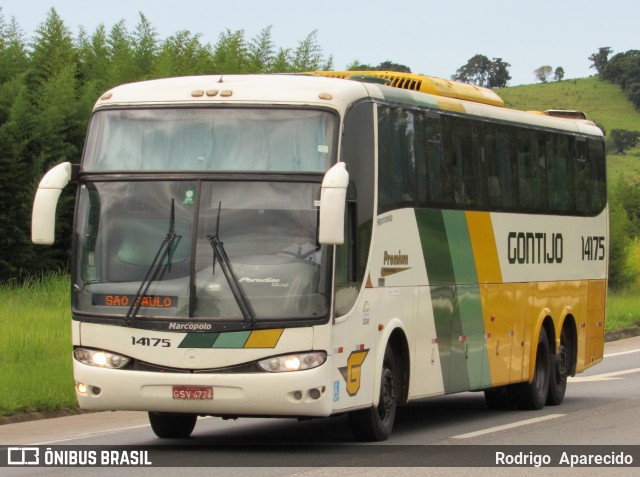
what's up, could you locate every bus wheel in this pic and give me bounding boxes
[547,325,572,405]
[348,347,398,441]
[148,412,197,438]
[513,328,551,410]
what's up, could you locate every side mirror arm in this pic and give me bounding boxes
[31,162,76,244]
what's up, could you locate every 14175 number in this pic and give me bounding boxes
[582,236,605,261]
[131,337,171,347]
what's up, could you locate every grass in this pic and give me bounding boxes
[0,272,638,417]
[607,153,640,180]
[496,76,640,166]
[497,77,640,133]
[606,290,640,332]
[0,273,76,416]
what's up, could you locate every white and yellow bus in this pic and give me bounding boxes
[32,71,607,441]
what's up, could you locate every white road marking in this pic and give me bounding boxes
[569,367,640,383]
[451,414,565,439]
[33,424,151,445]
[605,349,640,358]
[31,415,215,445]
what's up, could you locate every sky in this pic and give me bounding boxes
[1,0,638,86]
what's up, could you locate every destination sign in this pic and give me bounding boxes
[92,294,178,308]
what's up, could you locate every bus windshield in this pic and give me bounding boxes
[82,108,336,173]
[74,181,330,323]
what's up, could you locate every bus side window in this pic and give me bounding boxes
[450,117,473,206]
[574,138,589,214]
[414,113,427,205]
[547,134,575,213]
[334,195,358,316]
[336,101,375,316]
[377,106,415,213]
[587,139,607,213]
[426,115,451,206]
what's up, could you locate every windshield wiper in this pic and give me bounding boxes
[207,202,256,325]
[125,199,179,326]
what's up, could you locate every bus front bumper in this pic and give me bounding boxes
[73,357,334,417]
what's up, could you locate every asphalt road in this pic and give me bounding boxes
[2,336,640,476]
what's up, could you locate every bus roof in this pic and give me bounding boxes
[94,74,370,114]
[309,70,505,107]
[95,73,603,138]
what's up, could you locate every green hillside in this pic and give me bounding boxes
[495,77,640,178]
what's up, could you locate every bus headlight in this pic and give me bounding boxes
[74,348,131,369]
[258,352,326,373]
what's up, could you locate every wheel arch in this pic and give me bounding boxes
[527,310,555,383]
[557,312,578,377]
[372,319,410,406]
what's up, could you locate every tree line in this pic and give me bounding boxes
[587,48,640,289]
[590,47,640,110]
[588,47,640,156]
[0,8,335,282]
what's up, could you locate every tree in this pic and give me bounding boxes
[28,8,77,86]
[452,54,492,86]
[76,24,110,90]
[589,47,613,75]
[347,60,374,71]
[247,26,275,73]
[107,20,136,86]
[554,66,565,81]
[534,65,552,83]
[131,13,158,79]
[154,30,212,77]
[602,50,640,87]
[346,60,411,73]
[377,61,411,73]
[0,12,27,85]
[291,30,332,72]
[601,50,640,110]
[452,54,511,88]
[609,129,640,154]
[486,58,511,88]
[212,29,248,73]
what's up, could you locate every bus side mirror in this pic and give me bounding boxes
[31,162,74,245]
[319,162,349,245]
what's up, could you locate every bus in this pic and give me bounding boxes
[31,71,607,441]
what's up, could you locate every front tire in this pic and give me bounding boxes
[513,327,551,410]
[349,347,398,441]
[148,412,197,438]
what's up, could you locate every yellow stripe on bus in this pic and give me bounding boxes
[244,329,284,348]
[466,211,502,284]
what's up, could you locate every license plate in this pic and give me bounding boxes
[172,385,213,400]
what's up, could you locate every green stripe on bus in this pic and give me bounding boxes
[177,330,284,349]
[442,210,490,389]
[442,211,477,284]
[212,331,251,348]
[415,209,455,284]
[416,209,492,392]
[415,209,464,391]
[178,333,220,348]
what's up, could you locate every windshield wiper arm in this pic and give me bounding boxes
[207,202,256,324]
[125,199,178,326]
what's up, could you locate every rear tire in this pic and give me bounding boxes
[349,347,398,441]
[547,325,572,405]
[513,328,551,410]
[148,412,197,438]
